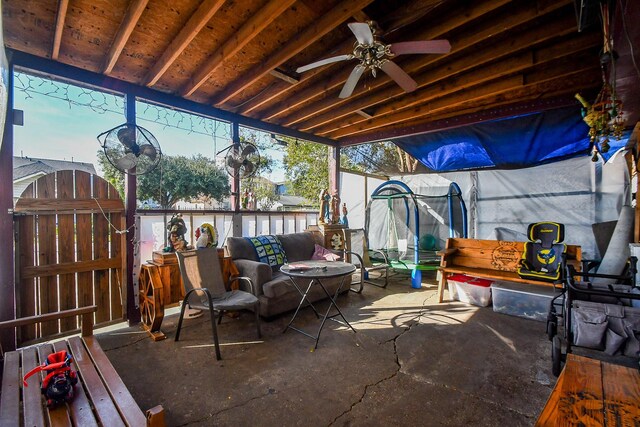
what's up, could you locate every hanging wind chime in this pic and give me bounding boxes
[574,2,625,162]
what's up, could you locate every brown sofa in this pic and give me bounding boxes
[226,232,352,318]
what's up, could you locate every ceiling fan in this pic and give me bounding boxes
[296,21,451,98]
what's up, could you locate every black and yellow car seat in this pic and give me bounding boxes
[517,222,566,282]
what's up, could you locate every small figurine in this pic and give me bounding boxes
[248,191,256,210]
[163,213,189,252]
[195,223,218,249]
[340,203,349,227]
[330,191,341,224]
[319,189,331,224]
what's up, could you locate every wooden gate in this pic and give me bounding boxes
[14,170,126,345]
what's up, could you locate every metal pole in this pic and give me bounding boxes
[124,93,140,325]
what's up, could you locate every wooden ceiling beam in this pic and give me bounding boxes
[270,0,541,125]
[319,48,598,138]
[51,0,69,60]
[144,0,226,87]
[337,95,583,145]
[237,38,355,115]
[238,0,448,116]
[327,65,601,139]
[273,0,572,127]
[307,22,599,134]
[209,0,376,106]
[181,0,296,97]
[102,0,149,75]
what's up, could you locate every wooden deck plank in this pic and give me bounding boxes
[559,354,604,425]
[66,336,126,427]
[83,336,148,427]
[52,340,99,427]
[22,346,46,427]
[601,359,640,425]
[0,351,21,426]
[37,343,72,427]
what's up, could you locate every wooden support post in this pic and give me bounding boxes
[124,93,140,324]
[0,60,15,352]
[328,145,340,195]
[231,122,240,212]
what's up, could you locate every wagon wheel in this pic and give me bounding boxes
[138,264,166,341]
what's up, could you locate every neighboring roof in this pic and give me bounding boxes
[13,156,97,181]
[279,195,314,207]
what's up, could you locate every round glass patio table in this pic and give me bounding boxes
[280,260,356,349]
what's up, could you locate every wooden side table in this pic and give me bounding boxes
[139,248,239,341]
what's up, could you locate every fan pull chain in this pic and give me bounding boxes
[92,197,135,234]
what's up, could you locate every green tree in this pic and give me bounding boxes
[282,139,329,207]
[97,151,230,208]
[97,149,125,200]
[342,141,423,174]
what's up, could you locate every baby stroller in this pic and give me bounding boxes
[547,256,640,376]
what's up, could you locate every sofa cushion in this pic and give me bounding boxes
[278,232,317,262]
[311,244,341,261]
[262,271,295,298]
[245,235,287,267]
[227,236,258,262]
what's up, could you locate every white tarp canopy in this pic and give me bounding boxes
[389,152,631,259]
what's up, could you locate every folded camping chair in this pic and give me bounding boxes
[345,228,389,293]
[517,222,567,282]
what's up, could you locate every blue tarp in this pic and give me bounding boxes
[392,106,627,172]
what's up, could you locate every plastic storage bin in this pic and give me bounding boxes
[448,274,493,307]
[491,280,558,321]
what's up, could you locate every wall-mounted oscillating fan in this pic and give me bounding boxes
[97,123,162,175]
[296,21,451,98]
[223,142,260,179]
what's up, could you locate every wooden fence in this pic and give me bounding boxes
[14,170,125,345]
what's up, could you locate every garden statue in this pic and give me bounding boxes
[319,189,331,223]
[340,203,349,227]
[330,191,341,224]
[241,189,249,209]
[163,213,189,252]
[195,223,218,249]
[248,191,256,210]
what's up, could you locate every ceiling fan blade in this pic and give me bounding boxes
[390,40,451,55]
[296,54,352,73]
[380,61,418,93]
[348,22,374,45]
[241,143,257,158]
[115,153,138,171]
[339,65,366,98]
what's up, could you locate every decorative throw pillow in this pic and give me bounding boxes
[311,244,341,261]
[246,235,288,267]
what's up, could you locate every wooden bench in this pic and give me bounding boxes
[0,306,165,426]
[535,354,640,426]
[437,238,582,303]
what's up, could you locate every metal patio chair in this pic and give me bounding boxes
[175,248,261,360]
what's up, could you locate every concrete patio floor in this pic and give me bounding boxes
[96,272,557,426]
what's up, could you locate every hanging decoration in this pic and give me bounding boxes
[575,1,625,162]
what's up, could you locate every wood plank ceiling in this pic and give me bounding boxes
[3,0,638,146]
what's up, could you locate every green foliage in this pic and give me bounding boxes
[97,149,125,200]
[342,141,404,174]
[238,134,279,210]
[97,150,230,208]
[283,139,329,206]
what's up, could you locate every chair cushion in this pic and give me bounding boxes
[311,244,340,261]
[277,232,317,262]
[245,235,288,268]
[262,271,295,298]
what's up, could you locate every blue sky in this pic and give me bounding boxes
[13,73,286,182]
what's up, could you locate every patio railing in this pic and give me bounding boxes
[136,209,318,263]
